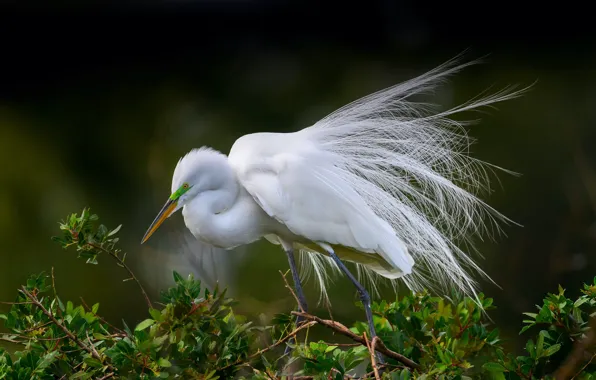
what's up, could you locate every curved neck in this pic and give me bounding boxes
[193,166,240,217]
[198,185,239,215]
[181,171,253,248]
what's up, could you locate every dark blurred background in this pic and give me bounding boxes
[1,0,595,354]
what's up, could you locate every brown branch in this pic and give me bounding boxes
[86,331,101,360]
[79,297,126,335]
[16,320,54,334]
[19,286,114,371]
[88,242,153,309]
[218,320,317,371]
[572,353,596,380]
[363,333,381,380]
[362,364,395,379]
[325,342,361,347]
[0,301,33,305]
[279,270,304,313]
[292,311,420,370]
[554,316,596,380]
[1,334,67,343]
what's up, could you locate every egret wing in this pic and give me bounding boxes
[228,133,414,275]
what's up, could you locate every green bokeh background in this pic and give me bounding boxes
[1,3,595,355]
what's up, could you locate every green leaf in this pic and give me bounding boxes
[483,362,505,372]
[157,358,172,368]
[135,319,155,331]
[0,314,6,321]
[543,344,561,357]
[70,371,94,379]
[173,271,183,284]
[526,339,535,357]
[536,330,548,357]
[83,357,103,368]
[149,308,163,322]
[91,303,99,314]
[108,224,122,236]
[325,345,338,353]
[35,351,59,372]
[574,297,588,308]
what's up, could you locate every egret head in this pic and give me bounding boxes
[141,147,230,243]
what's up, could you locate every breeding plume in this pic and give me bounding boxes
[142,57,528,348]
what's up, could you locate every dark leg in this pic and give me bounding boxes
[283,247,308,357]
[285,247,308,313]
[325,246,384,364]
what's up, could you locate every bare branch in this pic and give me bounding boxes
[79,297,126,335]
[279,270,304,313]
[19,286,115,371]
[218,320,316,372]
[555,315,596,379]
[88,242,152,309]
[292,311,420,370]
[363,333,381,380]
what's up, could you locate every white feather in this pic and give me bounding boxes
[285,56,531,302]
[166,55,531,307]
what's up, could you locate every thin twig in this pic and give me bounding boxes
[571,353,596,380]
[279,270,304,313]
[17,320,54,334]
[555,315,596,379]
[1,334,67,343]
[0,301,33,305]
[279,269,309,362]
[362,364,395,379]
[363,333,381,380]
[292,311,420,370]
[264,367,279,379]
[325,342,361,347]
[218,320,317,371]
[86,331,101,360]
[88,242,153,309]
[370,336,381,380]
[97,373,115,380]
[19,286,114,371]
[80,297,126,335]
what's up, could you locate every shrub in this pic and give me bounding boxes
[1,209,595,379]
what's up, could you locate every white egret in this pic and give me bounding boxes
[141,56,529,349]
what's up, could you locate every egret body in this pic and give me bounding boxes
[142,57,529,350]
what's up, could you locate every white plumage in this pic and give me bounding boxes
[143,56,530,316]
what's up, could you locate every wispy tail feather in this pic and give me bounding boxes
[295,55,532,304]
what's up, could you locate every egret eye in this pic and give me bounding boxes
[182,183,189,189]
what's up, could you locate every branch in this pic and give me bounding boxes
[19,286,114,371]
[218,320,316,371]
[292,311,420,370]
[88,242,152,309]
[80,297,126,336]
[364,333,381,380]
[554,315,596,380]
[1,334,67,343]
[279,270,304,313]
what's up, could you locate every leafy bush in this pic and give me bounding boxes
[1,209,595,379]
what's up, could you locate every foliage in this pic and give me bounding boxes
[0,208,595,379]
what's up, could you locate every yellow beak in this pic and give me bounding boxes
[141,199,177,244]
